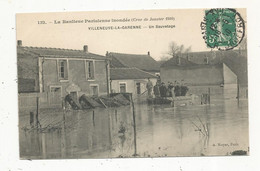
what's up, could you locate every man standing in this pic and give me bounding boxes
[159,82,167,98]
[153,82,161,98]
[146,78,153,97]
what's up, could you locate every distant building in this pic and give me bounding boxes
[108,51,159,97]
[160,56,224,85]
[17,40,110,109]
[109,52,160,75]
[160,50,248,98]
[110,68,157,97]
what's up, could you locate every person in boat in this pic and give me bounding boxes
[159,82,167,98]
[146,78,153,97]
[180,83,189,96]
[171,81,177,98]
[153,81,161,98]
[174,81,181,96]
[167,82,174,97]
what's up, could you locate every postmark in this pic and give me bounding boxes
[200,8,245,50]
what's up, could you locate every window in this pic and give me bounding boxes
[86,61,95,80]
[58,60,68,80]
[119,83,126,93]
[90,85,99,96]
[136,82,141,94]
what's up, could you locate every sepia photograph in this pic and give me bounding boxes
[16,8,249,159]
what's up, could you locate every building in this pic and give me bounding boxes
[107,51,159,97]
[17,40,110,110]
[110,68,157,97]
[109,52,160,75]
[160,56,224,85]
[160,50,248,98]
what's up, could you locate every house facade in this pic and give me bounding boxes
[110,68,157,97]
[18,41,110,109]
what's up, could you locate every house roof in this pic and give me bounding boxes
[160,56,197,68]
[161,50,248,85]
[109,52,160,72]
[17,46,106,60]
[180,49,247,65]
[110,68,157,80]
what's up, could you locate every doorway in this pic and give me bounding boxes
[70,91,78,100]
[136,82,141,95]
[50,86,62,105]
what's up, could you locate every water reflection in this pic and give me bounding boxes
[19,86,249,159]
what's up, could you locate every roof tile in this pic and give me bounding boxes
[109,52,160,72]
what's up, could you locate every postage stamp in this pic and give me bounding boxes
[201,8,245,50]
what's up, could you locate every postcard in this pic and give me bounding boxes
[16,8,248,159]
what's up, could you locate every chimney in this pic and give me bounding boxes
[106,51,109,57]
[83,45,88,53]
[17,40,22,46]
[147,51,150,56]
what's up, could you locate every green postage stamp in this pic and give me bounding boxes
[201,8,245,50]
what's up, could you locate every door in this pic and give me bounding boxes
[90,85,99,96]
[50,87,62,105]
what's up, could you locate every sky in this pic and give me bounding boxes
[16,8,246,61]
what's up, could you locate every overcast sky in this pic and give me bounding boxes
[16,8,246,61]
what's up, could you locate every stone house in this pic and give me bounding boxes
[17,40,110,110]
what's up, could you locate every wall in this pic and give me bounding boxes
[18,92,59,116]
[111,78,157,97]
[223,63,237,84]
[160,64,223,86]
[17,54,39,92]
[40,58,108,105]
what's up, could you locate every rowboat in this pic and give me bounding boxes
[147,94,199,106]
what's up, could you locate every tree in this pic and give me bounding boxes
[167,41,191,58]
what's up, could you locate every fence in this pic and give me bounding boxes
[188,84,248,104]
[19,92,63,116]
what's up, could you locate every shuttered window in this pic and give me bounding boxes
[58,60,68,80]
[86,61,95,80]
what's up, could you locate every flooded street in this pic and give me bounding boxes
[19,85,249,159]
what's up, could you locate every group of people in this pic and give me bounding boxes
[146,78,189,98]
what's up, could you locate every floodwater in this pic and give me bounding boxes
[19,85,249,159]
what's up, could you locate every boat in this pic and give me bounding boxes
[147,94,199,106]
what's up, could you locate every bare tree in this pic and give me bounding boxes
[167,41,192,57]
